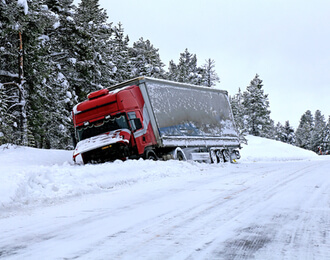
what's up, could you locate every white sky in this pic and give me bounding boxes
[74,0,330,128]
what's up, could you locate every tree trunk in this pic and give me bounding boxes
[18,31,28,146]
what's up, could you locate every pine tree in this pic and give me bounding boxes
[229,88,247,143]
[0,0,42,145]
[0,0,76,148]
[110,22,131,84]
[43,0,78,148]
[283,120,295,145]
[167,60,178,82]
[0,83,9,144]
[0,1,21,84]
[42,72,74,149]
[274,122,284,141]
[178,49,198,84]
[22,0,65,148]
[45,0,78,99]
[200,59,220,87]
[129,37,165,79]
[275,121,295,144]
[325,116,330,154]
[311,110,326,154]
[167,49,201,84]
[295,110,314,150]
[74,0,113,100]
[266,119,276,140]
[242,74,272,137]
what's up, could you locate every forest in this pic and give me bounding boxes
[1,0,329,155]
[230,74,330,155]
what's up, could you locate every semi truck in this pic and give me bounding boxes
[72,77,241,164]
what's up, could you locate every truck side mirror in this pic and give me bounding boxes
[133,118,142,131]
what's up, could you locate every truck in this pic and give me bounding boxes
[72,77,241,164]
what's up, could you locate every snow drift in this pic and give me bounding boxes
[240,135,318,162]
[0,136,320,212]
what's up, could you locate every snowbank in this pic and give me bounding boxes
[0,137,323,212]
[0,144,72,167]
[0,145,208,211]
[240,135,318,162]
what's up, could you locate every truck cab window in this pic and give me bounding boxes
[76,114,129,141]
[127,112,142,131]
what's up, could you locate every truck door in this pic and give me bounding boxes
[127,111,148,155]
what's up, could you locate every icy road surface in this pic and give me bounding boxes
[0,137,329,259]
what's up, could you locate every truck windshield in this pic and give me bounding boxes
[76,114,129,141]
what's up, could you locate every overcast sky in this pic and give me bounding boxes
[75,0,330,128]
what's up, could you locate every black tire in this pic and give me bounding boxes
[216,150,225,163]
[177,151,185,161]
[210,150,218,164]
[145,150,158,161]
[222,149,230,162]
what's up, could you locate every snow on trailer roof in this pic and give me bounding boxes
[108,77,229,95]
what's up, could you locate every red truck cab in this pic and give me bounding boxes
[72,85,156,164]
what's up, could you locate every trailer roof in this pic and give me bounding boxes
[108,77,228,95]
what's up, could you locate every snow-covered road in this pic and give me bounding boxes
[1,160,329,259]
[0,137,329,259]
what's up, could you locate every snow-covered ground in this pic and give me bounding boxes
[0,136,329,259]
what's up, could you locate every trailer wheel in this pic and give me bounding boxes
[216,150,225,163]
[210,150,218,164]
[173,148,186,161]
[222,149,230,162]
[177,151,186,161]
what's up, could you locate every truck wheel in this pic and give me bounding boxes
[177,151,186,161]
[145,150,158,161]
[173,148,186,161]
[210,150,218,164]
[222,149,230,162]
[216,150,225,163]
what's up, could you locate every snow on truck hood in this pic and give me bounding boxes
[73,129,131,159]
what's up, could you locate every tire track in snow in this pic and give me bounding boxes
[71,163,288,259]
[206,160,330,260]
[1,160,329,259]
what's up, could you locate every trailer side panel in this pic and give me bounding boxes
[142,78,239,147]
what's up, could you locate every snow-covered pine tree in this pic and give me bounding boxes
[325,116,330,154]
[42,0,78,148]
[274,122,284,141]
[275,121,295,144]
[45,0,78,97]
[40,72,74,149]
[295,110,314,150]
[0,0,75,149]
[109,22,131,84]
[267,119,276,140]
[283,120,295,145]
[0,1,17,144]
[0,0,35,145]
[229,88,247,143]
[167,49,201,84]
[0,83,10,144]
[74,0,113,100]
[200,59,220,87]
[242,74,272,137]
[0,1,21,83]
[311,110,326,154]
[167,60,178,82]
[178,49,198,84]
[129,37,166,79]
[18,0,70,148]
